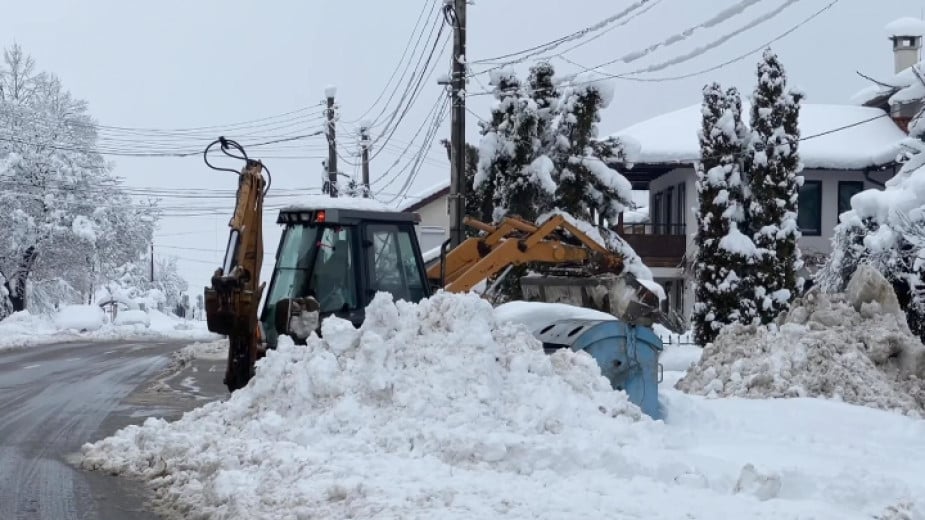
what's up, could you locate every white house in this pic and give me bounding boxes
[398,182,450,252]
[610,17,921,320]
[612,102,907,319]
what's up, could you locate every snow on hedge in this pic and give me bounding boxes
[677,266,925,416]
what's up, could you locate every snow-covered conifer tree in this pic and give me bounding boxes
[551,74,632,224]
[475,68,555,223]
[527,61,559,152]
[746,48,803,323]
[692,83,759,346]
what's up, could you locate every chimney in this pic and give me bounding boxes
[886,17,925,73]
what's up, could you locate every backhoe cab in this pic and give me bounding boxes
[264,207,431,348]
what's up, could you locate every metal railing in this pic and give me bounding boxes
[618,222,686,236]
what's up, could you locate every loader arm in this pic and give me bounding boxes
[427,215,685,332]
[202,138,269,392]
[428,215,621,293]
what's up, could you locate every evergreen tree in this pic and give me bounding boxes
[475,68,553,223]
[551,75,632,224]
[692,83,759,346]
[746,48,803,323]
[527,61,559,152]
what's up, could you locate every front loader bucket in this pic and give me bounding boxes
[520,273,687,333]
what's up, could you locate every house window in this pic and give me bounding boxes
[837,181,864,216]
[676,182,686,234]
[798,180,822,236]
[652,193,662,235]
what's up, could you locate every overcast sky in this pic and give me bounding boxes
[1,0,919,293]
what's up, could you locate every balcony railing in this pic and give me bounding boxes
[616,221,687,268]
[618,223,687,236]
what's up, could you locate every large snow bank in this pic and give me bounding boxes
[54,305,105,332]
[81,292,652,518]
[79,291,925,518]
[677,266,925,416]
[613,103,906,170]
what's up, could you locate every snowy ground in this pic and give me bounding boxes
[78,292,925,519]
[0,305,219,352]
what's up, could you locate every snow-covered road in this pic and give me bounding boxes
[0,339,225,520]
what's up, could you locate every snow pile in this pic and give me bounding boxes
[495,300,615,332]
[113,309,151,327]
[0,307,217,351]
[81,292,664,518]
[677,266,925,416]
[54,304,105,332]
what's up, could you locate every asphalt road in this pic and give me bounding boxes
[0,339,226,520]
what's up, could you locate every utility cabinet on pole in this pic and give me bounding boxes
[448,0,467,249]
[360,125,371,198]
[325,87,338,197]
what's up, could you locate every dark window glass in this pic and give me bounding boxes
[837,181,864,216]
[797,181,822,236]
[367,224,428,304]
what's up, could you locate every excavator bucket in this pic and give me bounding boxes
[520,272,687,333]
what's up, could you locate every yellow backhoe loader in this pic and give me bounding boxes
[204,139,684,392]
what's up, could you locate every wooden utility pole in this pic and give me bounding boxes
[325,87,338,197]
[448,0,467,248]
[360,125,371,197]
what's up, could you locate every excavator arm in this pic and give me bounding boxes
[429,214,620,292]
[427,215,685,332]
[202,138,269,392]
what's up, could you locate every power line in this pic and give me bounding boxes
[554,0,837,85]
[469,0,656,68]
[368,18,450,159]
[341,0,434,125]
[363,7,446,131]
[570,0,802,78]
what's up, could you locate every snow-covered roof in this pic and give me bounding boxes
[885,17,925,37]
[613,103,906,170]
[397,181,450,211]
[284,195,395,212]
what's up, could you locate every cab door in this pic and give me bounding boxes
[363,223,430,305]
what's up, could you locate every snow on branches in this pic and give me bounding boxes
[475,63,633,226]
[692,83,759,346]
[0,45,161,317]
[747,49,804,322]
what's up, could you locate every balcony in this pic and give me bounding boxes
[615,222,687,268]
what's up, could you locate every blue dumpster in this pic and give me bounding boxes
[531,319,664,419]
